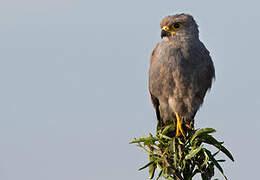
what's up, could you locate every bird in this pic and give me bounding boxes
[149,14,215,137]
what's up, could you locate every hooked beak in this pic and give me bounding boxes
[161,26,176,39]
[161,29,169,39]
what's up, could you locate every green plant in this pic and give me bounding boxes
[130,121,234,180]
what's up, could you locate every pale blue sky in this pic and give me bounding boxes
[0,0,259,179]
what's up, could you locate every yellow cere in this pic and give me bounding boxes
[162,23,183,35]
[162,26,170,31]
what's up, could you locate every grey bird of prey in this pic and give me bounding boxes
[149,14,215,136]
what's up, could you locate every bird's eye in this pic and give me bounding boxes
[172,23,183,30]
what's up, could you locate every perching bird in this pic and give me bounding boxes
[149,14,215,136]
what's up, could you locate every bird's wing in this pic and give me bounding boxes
[195,44,215,99]
[150,93,161,122]
[149,43,162,122]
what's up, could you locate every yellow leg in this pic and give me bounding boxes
[175,112,185,137]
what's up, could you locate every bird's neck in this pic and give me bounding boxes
[164,36,198,49]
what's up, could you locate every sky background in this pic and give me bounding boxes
[0,0,259,179]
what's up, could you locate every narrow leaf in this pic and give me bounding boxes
[162,124,175,135]
[138,161,155,171]
[130,135,158,144]
[158,133,172,140]
[185,146,202,160]
[157,162,163,170]
[156,170,163,180]
[172,137,176,153]
[201,134,234,161]
[149,152,157,179]
[172,138,178,167]
[205,149,228,180]
[213,150,220,157]
[162,169,175,180]
[149,163,156,179]
[202,150,209,167]
[190,128,216,144]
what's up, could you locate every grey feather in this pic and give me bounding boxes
[149,14,215,126]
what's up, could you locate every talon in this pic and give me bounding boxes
[175,112,185,137]
[185,121,194,131]
[185,124,192,129]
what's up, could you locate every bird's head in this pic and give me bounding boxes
[160,14,199,41]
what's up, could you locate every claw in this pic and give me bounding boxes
[185,123,192,129]
[175,112,185,137]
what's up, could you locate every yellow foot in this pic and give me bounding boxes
[175,112,185,137]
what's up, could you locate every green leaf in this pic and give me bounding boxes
[158,133,172,140]
[172,138,178,167]
[200,134,234,161]
[172,138,176,152]
[206,162,215,179]
[166,176,175,180]
[205,150,223,173]
[131,123,234,180]
[185,146,202,160]
[202,150,209,167]
[205,149,228,180]
[182,159,186,170]
[138,161,155,171]
[130,134,158,144]
[157,162,163,170]
[149,152,157,179]
[216,145,234,162]
[156,170,163,180]
[149,163,156,179]
[190,128,216,144]
[213,150,220,157]
[201,162,215,180]
[156,117,163,133]
[162,124,175,135]
[162,168,175,180]
[169,137,175,154]
[177,137,184,145]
